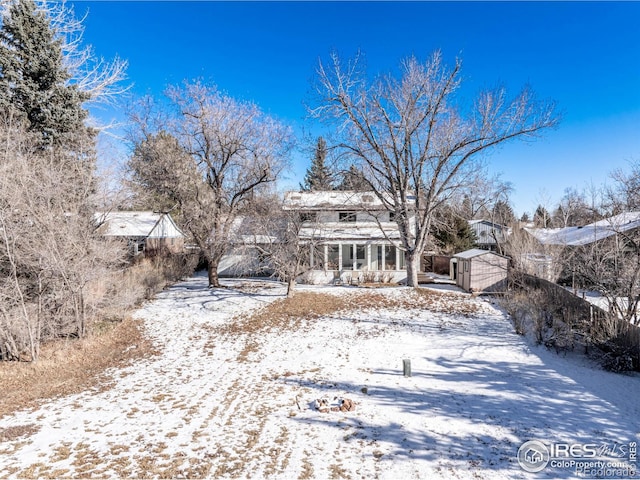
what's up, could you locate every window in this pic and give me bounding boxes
[312,244,325,270]
[355,245,366,270]
[389,211,396,222]
[339,212,357,223]
[385,245,397,270]
[342,244,354,270]
[300,212,317,223]
[371,245,383,270]
[327,245,339,270]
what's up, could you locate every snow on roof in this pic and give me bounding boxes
[283,191,415,211]
[526,212,640,246]
[454,248,503,259]
[298,225,402,241]
[469,219,508,229]
[95,211,183,238]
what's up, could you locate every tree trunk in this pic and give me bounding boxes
[405,251,420,288]
[207,258,221,288]
[286,277,296,297]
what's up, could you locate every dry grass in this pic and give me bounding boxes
[228,288,480,337]
[234,292,350,332]
[0,423,39,443]
[0,255,194,419]
[0,316,156,420]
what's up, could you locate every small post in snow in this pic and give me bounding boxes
[403,359,412,377]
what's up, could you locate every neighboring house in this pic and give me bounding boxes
[468,219,510,251]
[283,191,413,284]
[522,212,640,281]
[95,211,185,256]
[452,248,509,293]
[218,217,277,277]
[525,212,640,247]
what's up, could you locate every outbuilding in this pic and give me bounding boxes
[453,249,509,293]
[95,211,185,256]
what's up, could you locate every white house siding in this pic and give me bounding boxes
[468,220,509,251]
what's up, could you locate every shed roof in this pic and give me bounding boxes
[454,248,505,259]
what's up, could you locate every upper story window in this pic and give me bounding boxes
[300,212,317,223]
[339,211,357,223]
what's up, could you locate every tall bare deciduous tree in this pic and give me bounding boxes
[0,116,124,361]
[128,81,293,287]
[311,51,559,286]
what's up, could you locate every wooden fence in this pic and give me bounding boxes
[511,272,640,369]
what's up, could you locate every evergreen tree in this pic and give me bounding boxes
[0,0,92,149]
[533,205,551,228]
[336,165,369,191]
[301,137,333,191]
[492,200,516,226]
[432,209,477,254]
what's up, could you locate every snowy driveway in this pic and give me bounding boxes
[1,272,639,479]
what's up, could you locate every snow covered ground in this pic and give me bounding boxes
[1,272,639,479]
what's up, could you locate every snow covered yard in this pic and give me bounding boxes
[1,272,639,479]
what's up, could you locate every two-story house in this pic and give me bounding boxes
[283,191,412,284]
[468,219,510,252]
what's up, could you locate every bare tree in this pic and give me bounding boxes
[128,81,293,287]
[311,51,558,286]
[607,158,640,214]
[552,187,600,228]
[244,198,324,297]
[0,115,124,361]
[505,225,565,283]
[566,223,640,325]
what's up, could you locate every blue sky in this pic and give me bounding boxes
[72,1,640,217]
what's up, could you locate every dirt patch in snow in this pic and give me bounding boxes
[227,288,482,335]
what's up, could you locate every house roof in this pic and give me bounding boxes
[283,191,415,211]
[95,211,184,238]
[454,248,504,259]
[468,219,506,229]
[525,212,640,246]
[298,225,402,241]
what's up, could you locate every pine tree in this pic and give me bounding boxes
[492,200,516,226]
[301,137,333,191]
[533,205,551,228]
[432,214,477,254]
[0,0,92,149]
[336,165,369,191]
